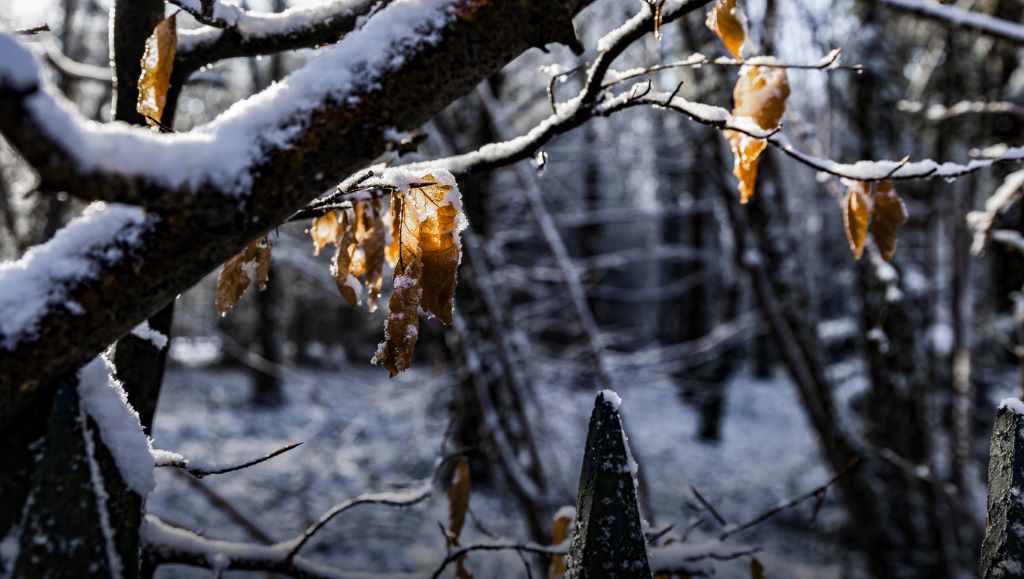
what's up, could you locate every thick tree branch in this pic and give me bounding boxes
[0,0,591,425]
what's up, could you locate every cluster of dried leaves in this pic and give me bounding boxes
[843,179,908,261]
[707,0,790,205]
[708,0,907,260]
[215,174,463,376]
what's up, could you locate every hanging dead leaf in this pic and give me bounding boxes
[216,236,272,316]
[727,65,789,203]
[411,175,460,325]
[309,210,341,256]
[751,557,767,579]
[137,13,177,126]
[653,4,664,41]
[374,200,422,377]
[384,194,401,269]
[331,209,360,307]
[548,509,574,579]
[707,0,746,59]
[871,179,907,261]
[360,200,387,312]
[448,456,471,544]
[843,181,871,260]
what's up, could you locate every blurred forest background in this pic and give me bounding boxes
[3,0,1024,577]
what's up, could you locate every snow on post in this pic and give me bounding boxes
[565,391,652,579]
[981,399,1024,578]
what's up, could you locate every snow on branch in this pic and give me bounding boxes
[880,0,1024,45]
[0,0,593,405]
[173,0,377,76]
[153,441,302,478]
[144,481,432,577]
[967,169,1024,254]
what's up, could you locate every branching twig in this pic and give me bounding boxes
[156,441,303,478]
[719,457,861,540]
[428,541,565,579]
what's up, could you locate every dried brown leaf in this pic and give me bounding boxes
[707,0,746,59]
[547,509,574,579]
[310,210,341,256]
[871,179,907,261]
[374,200,422,377]
[360,200,387,312]
[727,65,789,203]
[411,175,460,325]
[844,181,871,260]
[448,456,471,544]
[137,14,177,126]
[384,193,401,269]
[216,236,272,316]
[751,557,766,579]
[331,209,359,307]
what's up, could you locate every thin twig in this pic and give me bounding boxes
[158,442,303,478]
[690,485,728,526]
[719,457,861,540]
[14,24,50,35]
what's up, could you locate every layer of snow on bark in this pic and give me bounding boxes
[82,414,126,579]
[178,0,371,51]
[0,202,152,350]
[131,320,169,350]
[883,0,1024,44]
[77,357,156,495]
[999,398,1024,416]
[2,0,457,194]
[598,389,622,410]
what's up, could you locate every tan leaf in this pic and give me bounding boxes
[309,210,341,256]
[706,0,746,59]
[727,65,789,204]
[548,509,574,579]
[374,200,422,377]
[448,456,471,544]
[751,557,766,579]
[360,200,387,312]
[844,181,871,260]
[411,175,460,325]
[136,14,177,126]
[331,209,360,307]
[384,193,401,269]
[871,179,907,261]
[216,236,271,316]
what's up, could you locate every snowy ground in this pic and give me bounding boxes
[149,347,865,578]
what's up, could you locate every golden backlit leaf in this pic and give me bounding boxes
[331,209,360,307]
[360,200,387,312]
[375,200,422,377]
[411,175,460,325]
[844,181,871,260]
[384,194,400,269]
[216,236,272,316]
[871,179,907,261]
[310,210,341,256]
[137,13,177,126]
[547,509,574,579]
[707,0,746,59]
[727,65,789,204]
[448,456,471,544]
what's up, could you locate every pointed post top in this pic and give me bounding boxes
[565,391,652,579]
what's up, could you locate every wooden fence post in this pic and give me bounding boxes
[565,391,652,579]
[981,399,1024,579]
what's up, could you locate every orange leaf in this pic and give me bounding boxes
[359,200,387,312]
[410,175,460,325]
[137,14,177,126]
[374,200,422,377]
[448,456,471,544]
[384,194,401,269]
[331,209,360,307]
[707,0,746,59]
[547,508,575,579]
[844,181,871,260]
[727,65,789,203]
[871,179,907,261]
[309,210,341,256]
[216,236,272,316]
